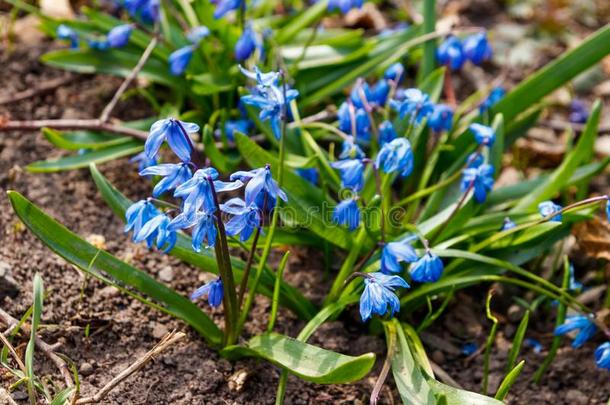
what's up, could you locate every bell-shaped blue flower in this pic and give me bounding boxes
[220,198,261,242]
[390,88,434,124]
[224,119,252,141]
[378,121,396,146]
[239,65,279,87]
[463,32,492,65]
[130,151,157,173]
[296,168,318,185]
[140,162,192,197]
[125,200,158,239]
[333,198,360,231]
[175,167,243,216]
[384,62,404,82]
[480,87,505,113]
[213,0,242,19]
[428,104,453,133]
[230,166,287,207]
[569,100,589,124]
[461,164,495,203]
[554,315,597,348]
[187,26,210,44]
[595,342,610,371]
[337,102,352,134]
[359,272,409,321]
[170,210,218,250]
[134,213,177,252]
[328,0,363,14]
[331,159,365,191]
[57,24,79,48]
[169,45,194,76]
[410,251,444,283]
[370,80,390,106]
[339,137,365,159]
[145,118,199,161]
[124,0,159,23]
[191,277,223,307]
[470,123,495,147]
[235,25,260,61]
[375,138,414,177]
[538,201,562,222]
[381,237,418,274]
[107,24,133,48]
[350,82,373,109]
[354,108,371,141]
[436,36,465,71]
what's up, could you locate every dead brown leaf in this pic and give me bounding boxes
[572,217,610,261]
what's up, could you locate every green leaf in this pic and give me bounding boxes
[492,24,610,121]
[506,311,529,372]
[276,0,328,44]
[513,100,601,211]
[221,332,375,384]
[7,191,223,346]
[25,273,44,403]
[89,165,316,319]
[26,141,143,173]
[50,388,75,405]
[494,360,525,400]
[42,128,132,151]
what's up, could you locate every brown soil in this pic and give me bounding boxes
[1,30,609,405]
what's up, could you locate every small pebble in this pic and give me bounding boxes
[159,266,174,282]
[80,362,94,376]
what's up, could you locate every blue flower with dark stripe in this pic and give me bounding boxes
[410,251,444,283]
[230,166,287,207]
[191,277,224,307]
[170,211,218,251]
[375,138,414,177]
[333,198,360,231]
[174,167,243,216]
[145,118,199,161]
[461,164,494,203]
[381,236,418,274]
[220,198,261,242]
[134,213,177,252]
[359,272,409,321]
[139,162,192,197]
[331,159,365,192]
[125,200,158,240]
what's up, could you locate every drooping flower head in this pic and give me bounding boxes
[125,200,159,240]
[145,118,199,161]
[463,32,493,65]
[359,272,409,321]
[220,198,261,242]
[107,24,133,48]
[378,121,397,145]
[174,167,243,216]
[436,36,465,71]
[140,162,193,197]
[428,104,454,133]
[538,201,562,222]
[230,165,288,208]
[470,123,495,147]
[461,164,495,203]
[134,213,177,252]
[191,277,224,307]
[170,210,218,251]
[169,46,194,76]
[375,138,414,177]
[333,197,360,231]
[410,251,444,283]
[57,24,79,48]
[235,25,262,61]
[554,315,597,348]
[331,159,365,192]
[595,342,610,371]
[381,236,418,274]
[384,62,404,82]
[480,87,505,113]
[390,89,434,124]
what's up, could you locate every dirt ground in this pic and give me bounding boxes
[1,14,610,405]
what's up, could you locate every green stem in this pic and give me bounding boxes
[482,290,498,396]
[267,251,291,332]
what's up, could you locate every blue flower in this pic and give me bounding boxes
[220,198,261,241]
[381,237,418,274]
[239,65,279,87]
[538,201,562,222]
[230,166,287,207]
[501,217,516,231]
[371,80,390,106]
[375,138,414,177]
[480,87,505,113]
[328,0,363,14]
[140,162,192,197]
[462,342,478,356]
[524,338,543,354]
[384,62,404,82]
[378,121,397,145]
[350,82,374,109]
[428,104,454,132]
[337,102,352,134]
[595,342,610,371]
[170,211,218,250]
[390,88,434,124]
[331,159,365,191]
[187,26,210,44]
[169,46,194,76]
[124,0,159,23]
[606,198,610,223]
[463,32,492,65]
[134,213,177,252]
[57,24,79,48]
[191,277,223,307]
[410,251,444,283]
[359,272,409,321]
[107,24,133,48]
[569,100,589,124]
[554,315,597,348]
[466,152,483,168]
[213,0,242,19]
[224,119,252,141]
[470,123,495,147]
[296,168,319,185]
[235,25,261,61]
[88,38,110,51]
[145,118,199,162]
[354,109,371,141]
[339,137,365,159]
[333,198,360,231]
[125,200,158,239]
[130,151,157,173]
[175,167,243,216]
[461,164,495,203]
[436,36,465,71]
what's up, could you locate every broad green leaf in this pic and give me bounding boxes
[42,128,132,151]
[89,165,317,319]
[234,133,352,249]
[221,332,375,384]
[7,191,223,346]
[492,24,610,121]
[513,100,601,211]
[27,141,143,173]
